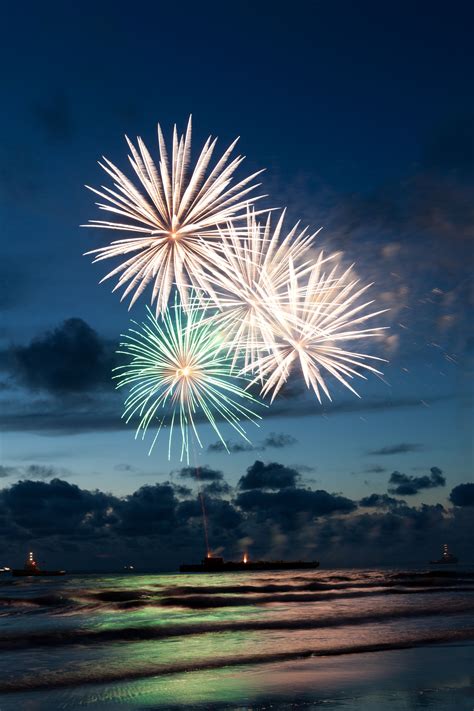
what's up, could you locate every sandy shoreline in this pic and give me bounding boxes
[0,640,472,710]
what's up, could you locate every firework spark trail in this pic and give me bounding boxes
[199,209,324,371]
[84,118,390,464]
[83,116,267,313]
[114,295,264,462]
[243,253,388,402]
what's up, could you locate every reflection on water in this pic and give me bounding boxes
[0,568,473,709]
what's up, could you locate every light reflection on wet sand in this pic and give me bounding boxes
[0,568,472,709]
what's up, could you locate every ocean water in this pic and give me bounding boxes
[0,567,473,710]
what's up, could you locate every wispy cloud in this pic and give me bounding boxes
[207,432,298,454]
[367,443,424,456]
[0,463,71,480]
[0,395,453,436]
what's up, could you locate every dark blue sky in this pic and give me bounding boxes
[0,1,472,567]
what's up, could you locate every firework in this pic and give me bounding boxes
[244,252,388,402]
[114,296,263,462]
[203,209,322,371]
[84,116,266,313]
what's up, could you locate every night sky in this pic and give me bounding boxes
[1,1,472,569]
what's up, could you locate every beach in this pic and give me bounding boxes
[0,568,472,709]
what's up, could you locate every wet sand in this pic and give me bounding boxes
[1,641,472,709]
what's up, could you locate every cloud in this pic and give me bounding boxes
[262,433,298,449]
[268,396,452,422]
[2,478,117,537]
[207,432,297,454]
[117,483,178,536]
[269,116,473,367]
[292,464,316,474]
[178,466,223,482]
[449,483,474,507]
[367,443,424,456]
[238,461,300,490]
[335,116,474,245]
[177,497,242,532]
[22,464,70,480]
[202,480,232,497]
[236,487,357,530]
[359,493,406,510]
[11,318,117,395]
[0,464,70,480]
[388,467,446,496]
[363,466,387,474]
[0,466,470,569]
[207,440,255,454]
[0,393,454,437]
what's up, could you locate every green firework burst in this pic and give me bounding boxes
[114,295,263,462]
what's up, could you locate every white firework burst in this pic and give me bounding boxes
[83,116,266,313]
[204,209,323,371]
[245,252,388,402]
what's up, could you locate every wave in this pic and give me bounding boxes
[0,598,473,651]
[0,628,472,694]
[158,586,474,609]
[162,571,474,596]
[2,572,473,614]
[2,585,473,615]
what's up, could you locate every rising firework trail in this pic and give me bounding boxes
[84,116,266,313]
[114,295,263,462]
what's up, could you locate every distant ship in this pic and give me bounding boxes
[11,551,66,577]
[180,553,320,573]
[430,543,459,565]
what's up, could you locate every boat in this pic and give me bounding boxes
[430,543,459,565]
[180,553,320,573]
[11,551,66,577]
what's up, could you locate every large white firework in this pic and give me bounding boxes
[203,209,323,371]
[244,252,388,402]
[84,116,265,313]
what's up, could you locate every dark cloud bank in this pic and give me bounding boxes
[0,461,471,571]
[0,317,456,436]
[10,318,117,395]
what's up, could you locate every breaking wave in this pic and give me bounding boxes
[0,628,472,694]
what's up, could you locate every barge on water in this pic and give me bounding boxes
[180,553,319,573]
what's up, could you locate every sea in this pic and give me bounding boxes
[0,567,473,710]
